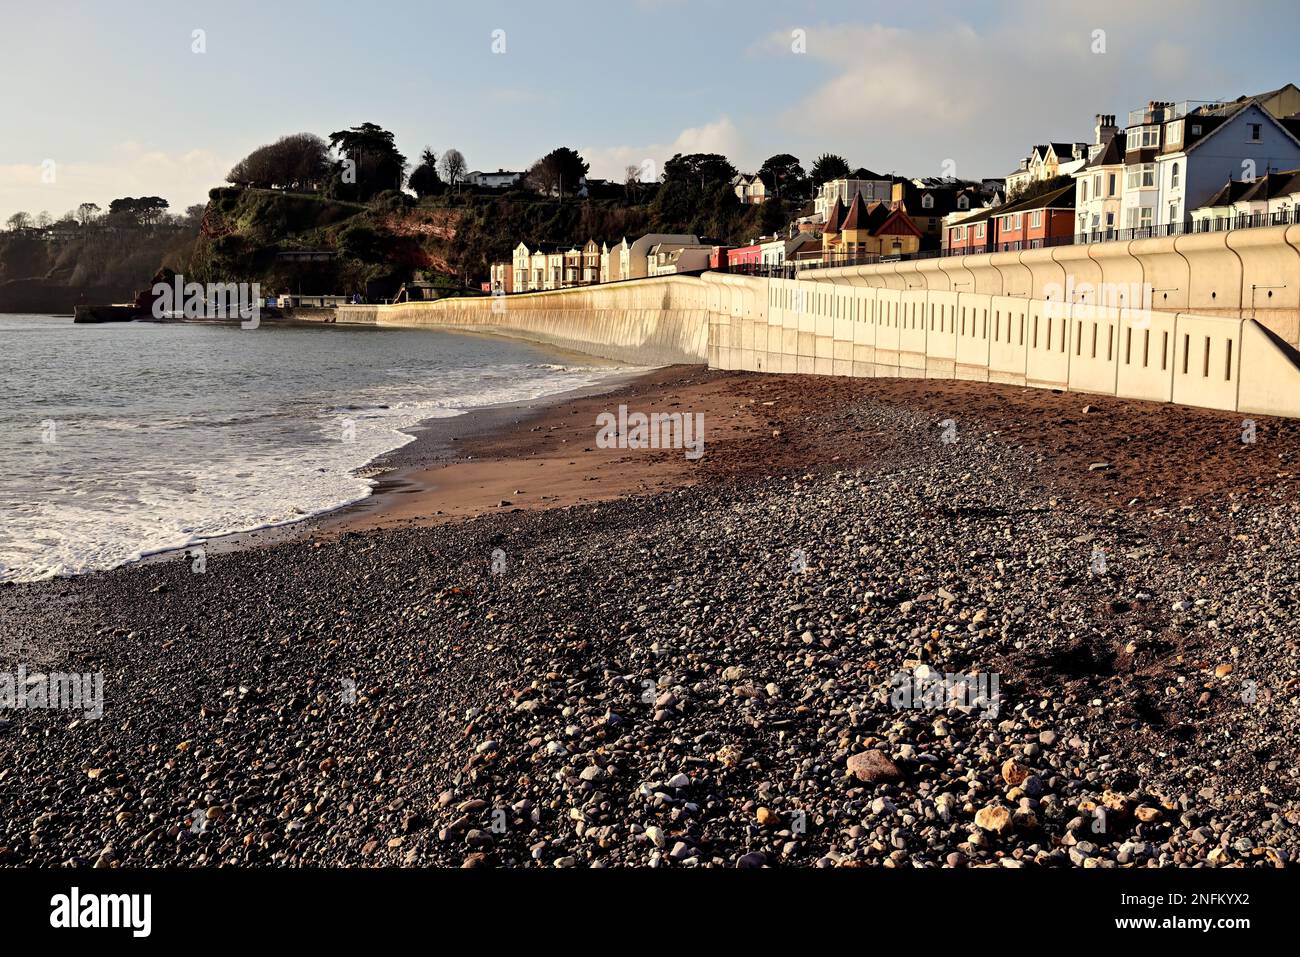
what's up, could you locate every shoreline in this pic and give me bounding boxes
[138,363,665,566]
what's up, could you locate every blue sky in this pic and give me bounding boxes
[2,0,1297,221]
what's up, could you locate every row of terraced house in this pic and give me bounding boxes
[487,84,1300,290]
[942,84,1300,256]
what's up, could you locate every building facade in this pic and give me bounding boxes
[814,169,893,221]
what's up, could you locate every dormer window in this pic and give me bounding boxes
[922,194,934,209]
[957,195,970,210]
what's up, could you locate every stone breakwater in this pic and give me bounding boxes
[0,370,1295,868]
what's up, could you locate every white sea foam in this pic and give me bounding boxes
[0,317,637,582]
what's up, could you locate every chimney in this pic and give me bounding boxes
[1094,113,1118,145]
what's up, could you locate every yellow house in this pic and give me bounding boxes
[822,193,923,261]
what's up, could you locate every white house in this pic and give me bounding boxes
[1190,168,1300,231]
[1072,115,1125,241]
[1121,97,1300,232]
[625,234,699,279]
[1153,100,1300,230]
[646,242,713,276]
[814,169,892,222]
[463,169,525,189]
[758,233,818,266]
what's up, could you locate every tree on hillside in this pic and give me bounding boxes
[328,123,408,201]
[810,153,851,188]
[439,148,467,191]
[227,133,331,191]
[76,202,101,226]
[758,153,807,201]
[525,147,590,198]
[5,211,32,232]
[651,152,738,229]
[407,148,444,198]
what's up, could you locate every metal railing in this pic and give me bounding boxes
[781,205,1300,273]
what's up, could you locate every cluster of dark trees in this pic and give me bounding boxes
[4,198,204,233]
[226,133,331,192]
[227,124,605,206]
[645,151,856,239]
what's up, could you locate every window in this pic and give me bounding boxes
[1108,173,1117,196]
[1167,121,1183,146]
[1170,162,1180,188]
[1190,124,1202,136]
[1106,212,1115,227]
[1081,181,1089,202]
[1125,206,1154,229]
[1094,174,1102,195]
[1249,123,1262,142]
[1130,125,1161,148]
[1030,210,1041,227]
[976,223,985,238]
[922,194,934,209]
[1125,164,1155,190]
[1014,214,1023,229]
[957,195,970,210]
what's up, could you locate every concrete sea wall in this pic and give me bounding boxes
[807,223,1300,350]
[338,229,1300,419]
[339,278,710,367]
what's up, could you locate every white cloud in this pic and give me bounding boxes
[0,143,232,222]
[582,116,748,181]
[749,2,1228,181]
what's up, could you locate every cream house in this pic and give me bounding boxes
[734,173,771,204]
[512,242,533,292]
[1073,115,1125,241]
[1005,141,1089,199]
[625,234,699,279]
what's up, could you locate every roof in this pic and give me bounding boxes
[840,195,922,237]
[1082,132,1127,169]
[1205,168,1300,207]
[1184,98,1300,155]
[824,198,846,233]
[839,193,874,231]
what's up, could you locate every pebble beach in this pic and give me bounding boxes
[1,366,1297,868]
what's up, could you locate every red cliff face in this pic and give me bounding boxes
[381,208,460,242]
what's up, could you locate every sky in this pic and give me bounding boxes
[2,0,1298,223]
